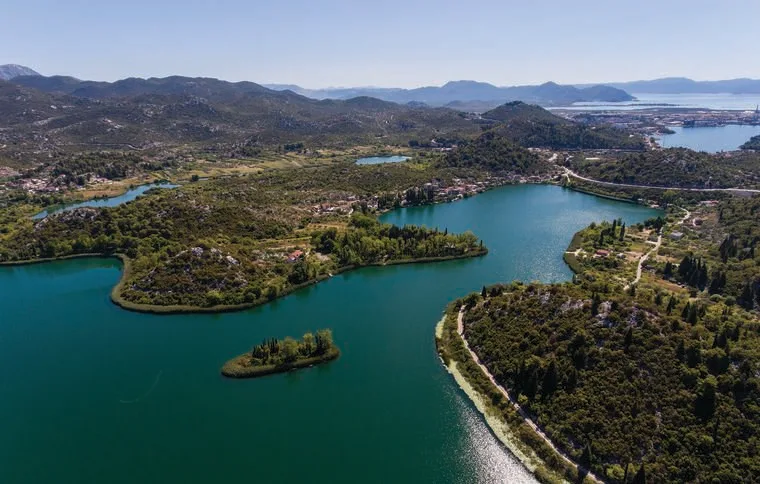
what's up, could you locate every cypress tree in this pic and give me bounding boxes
[632,465,646,484]
[676,340,685,362]
[666,295,676,315]
[678,255,692,280]
[580,443,592,470]
[481,286,487,298]
[739,283,754,310]
[565,368,578,392]
[591,293,600,316]
[624,327,633,350]
[682,302,691,321]
[695,377,717,421]
[687,304,699,325]
[698,262,709,290]
[542,360,558,399]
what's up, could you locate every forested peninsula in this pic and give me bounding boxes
[0,162,516,312]
[440,195,760,482]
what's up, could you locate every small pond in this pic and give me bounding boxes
[355,155,410,165]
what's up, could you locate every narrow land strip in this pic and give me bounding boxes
[456,307,603,483]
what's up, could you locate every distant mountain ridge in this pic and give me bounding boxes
[0,76,479,163]
[583,77,760,94]
[263,80,634,108]
[0,64,40,80]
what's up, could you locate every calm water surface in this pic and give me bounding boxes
[33,182,178,219]
[0,185,659,483]
[554,93,760,111]
[657,125,760,152]
[355,155,410,165]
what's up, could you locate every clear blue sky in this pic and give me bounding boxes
[3,0,758,87]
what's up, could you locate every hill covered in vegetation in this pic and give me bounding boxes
[567,148,760,189]
[741,134,760,151]
[481,102,645,150]
[459,277,758,482]
[439,129,550,174]
[442,194,760,482]
[0,78,479,167]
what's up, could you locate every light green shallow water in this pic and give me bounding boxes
[0,184,659,484]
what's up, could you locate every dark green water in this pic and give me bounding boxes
[0,185,658,484]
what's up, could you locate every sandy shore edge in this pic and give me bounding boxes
[435,316,543,475]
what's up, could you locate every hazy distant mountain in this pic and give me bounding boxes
[264,80,634,109]
[11,75,274,101]
[0,64,40,80]
[593,77,760,94]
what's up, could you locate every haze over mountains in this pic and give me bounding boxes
[6,63,760,112]
[0,64,40,80]
[263,80,634,108]
[0,72,480,165]
[589,78,760,94]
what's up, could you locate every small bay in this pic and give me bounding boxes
[657,124,760,152]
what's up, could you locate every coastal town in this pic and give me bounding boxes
[557,104,760,138]
[311,172,560,216]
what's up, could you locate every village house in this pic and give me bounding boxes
[286,250,304,263]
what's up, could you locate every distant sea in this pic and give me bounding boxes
[657,124,760,152]
[553,93,760,111]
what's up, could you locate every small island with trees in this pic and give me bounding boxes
[222,329,339,378]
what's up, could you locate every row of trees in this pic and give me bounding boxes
[312,214,481,267]
[250,329,334,366]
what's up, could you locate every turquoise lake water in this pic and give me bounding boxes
[33,182,178,219]
[0,185,659,483]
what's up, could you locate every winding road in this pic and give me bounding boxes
[562,167,760,194]
[626,205,691,290]
[457,308,602,483]
[627,236,661,290]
